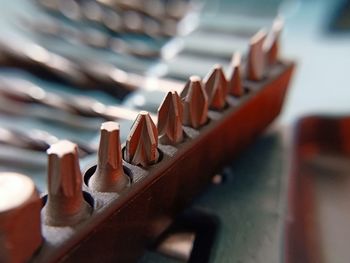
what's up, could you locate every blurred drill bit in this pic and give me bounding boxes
[124,111,159,167]
[228,52,243,97]
[0,127,96,157]
[247,30,267,81]
[180,76,208,129]
[203,64,228,110]
[89,122,129,193]
[157,91,183,145]
[44,140,91,226]
[264,17,283,66]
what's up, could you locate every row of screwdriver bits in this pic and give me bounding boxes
[0,18,290,263]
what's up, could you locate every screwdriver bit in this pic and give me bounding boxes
[180,76,208,129]
[124,111,159,167]
[247,30,267,81]
[264,18,283,66]
[43,140,91,226]
[0,172,42,263]
[89,122,130,193]
[203,64,228,110]
[157,91,184,145]
[228,52,243,97]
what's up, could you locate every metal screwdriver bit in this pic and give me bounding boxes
[247,29,267,81]
[124,111,159,167]
[44,140,91,226]
[180,76,208,129]
[157,91,184,145]
[228,52,243,97]
[203,64,228,110]
[264,17,283,66]
[0,172,42,263]
[89,122,130,193]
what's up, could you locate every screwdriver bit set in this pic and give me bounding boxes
[0,20,294,261]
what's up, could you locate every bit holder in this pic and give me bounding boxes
[29,59,294,263]
[0,22,295,262]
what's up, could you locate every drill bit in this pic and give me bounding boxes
[203,64,228,110]
[228,52,243,97]
[89,122,130,193]
[44,140,91,226]
[157,91,184,145]
[124,111,159,167]
[247,29,267,81]
[180,76,208,129]
[264,17,283,66]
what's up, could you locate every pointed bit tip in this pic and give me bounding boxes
[47,140,77,157]
[228,52,243,97]
[248,29,267,81]
[157,91,183,145]
[250,29,267,45]
[204,65,228,110]
[125,111,159,167]
[101,121,120,132]
[181,76,208,129]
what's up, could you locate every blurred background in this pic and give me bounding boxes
[0,0,349,262]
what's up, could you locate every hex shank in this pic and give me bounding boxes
[31,61,294,263]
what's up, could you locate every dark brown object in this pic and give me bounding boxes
[43,140,92,226]
[285,116,350,263]
[89,122,130,192]
[0,172,42,263]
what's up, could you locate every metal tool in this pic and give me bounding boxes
[0,76,151,121]
[264,17,283,66]
[35,0,191,37]
[88,122,130,192]
[0,96,101,130]
[247,29,267,81]
[227,52,243,97]
[43,140,92,226]
[203,64,228,110]
[180,75,208,129]
[0,127,96,157]
[157,90,184,145]
[124,111,159,167]
[0,39,184,96]
[23,17,161,59]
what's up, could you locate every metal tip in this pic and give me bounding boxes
[44,140,91,226]
[124,112,159,167]
[264,17,283,66]
[228,52,243,97]
[180,76,208,129]
[203,65,228,110]
[247,29,267,81]
[157,91,184,145]
[89,122,129,193]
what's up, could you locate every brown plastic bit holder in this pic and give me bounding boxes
[30,60,294,262]
[285,116,350,263]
